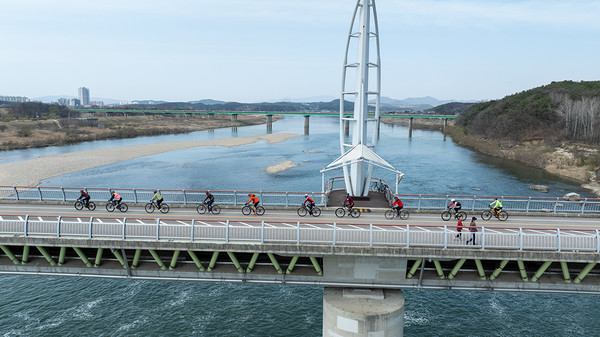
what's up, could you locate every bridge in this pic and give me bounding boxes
[1,185,600,336]
[73,109,456,137]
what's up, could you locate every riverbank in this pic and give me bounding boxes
[0,133,300,186]
[381,118,600,196]
[0,114,278,151]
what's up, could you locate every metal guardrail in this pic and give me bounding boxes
[325,177,600,214]
[1,215,598,253]
[1,184,600,214]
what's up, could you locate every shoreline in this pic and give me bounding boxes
[382,119,600,197]
[0,133,300,187]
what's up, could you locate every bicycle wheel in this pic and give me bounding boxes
[118,203,128,212]
[384,210,395,220]
[242,205,252,215]
[457,211,467,220]
[297,207,308,217]
[211,205,221,215]
[74,201,83,211]
[145,203,155,213]
[481,210,492,221]
[256,206,265,216]
[196,204,207,214]
[498,211,508,221]
[311,207,321,217]
[88,201,96,211]
[399,210,409,220]
[335,207,345,218]
[441,211,451,221]
[159,204,170,214]
[106,203,115,212]
[350,209,361,218]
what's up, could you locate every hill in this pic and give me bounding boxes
[457,81,600,143]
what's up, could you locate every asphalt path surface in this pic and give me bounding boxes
[0,202,598,230]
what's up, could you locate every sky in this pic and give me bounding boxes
[1,0,600,103]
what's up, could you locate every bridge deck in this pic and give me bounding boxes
[328,190,390,208]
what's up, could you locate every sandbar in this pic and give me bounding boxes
[265,160,299,174]
[0,133,300,187]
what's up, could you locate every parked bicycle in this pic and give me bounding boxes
[74,199,96,211]
[106,202,128,213]
[441,209,467,221]
[145,200,170,214]
[481,208,508,221]
[385,208,409,220]
[242,204,265,216]
[335,206,360,218]
[297,205,322,217]
[197,201,222,215]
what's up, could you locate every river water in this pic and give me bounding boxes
[0,116,598,336]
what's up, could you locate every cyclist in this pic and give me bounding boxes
[489,197,503,217]
[108,191,122,208]
[246,193,260,214]
[391,196,404,216]
[204,190,215,212]
[448,199,462,218]
[151,190,163,210]
[303,194,315,214]
[344,193,354,214]
[78,189,91,208]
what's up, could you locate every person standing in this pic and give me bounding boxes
[455,218,464,239]
[466,217,478,245]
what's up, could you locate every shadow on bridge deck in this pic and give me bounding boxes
[327,190,390,208]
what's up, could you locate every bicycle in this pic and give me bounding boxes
[242,204,265,216]
[145,200,170,214]
[197,202,222,215]
[74,199,96,211]
[441,208,467,221]
[335,206,360,218]
[297,205,322,217]
[106,202,128,213]
[481,208,508,221]
[385,208,409,220]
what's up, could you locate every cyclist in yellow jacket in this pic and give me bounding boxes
[489,197,503,216]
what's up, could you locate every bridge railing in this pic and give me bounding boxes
[1,185,600,214]
[1,215,599,253]
[0,186,327,208]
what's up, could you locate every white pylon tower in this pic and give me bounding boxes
[340,0,381,197]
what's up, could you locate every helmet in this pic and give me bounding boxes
[346,193,350,196]
[80,190,84,193]
[451,199,455,202]
[153,190,157,193]
[394,196,398,200]
[304,194,308,197]
[206,190,210,194]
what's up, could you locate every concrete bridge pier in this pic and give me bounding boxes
[408,117,414,138]
[266,114,273,134]
[231,114,238,122]
[323,287,404,336]
[304,115,310,135]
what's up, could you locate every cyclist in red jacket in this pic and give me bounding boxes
[344,193,354,212]
[303,194,315,214]
[391,196,404,216]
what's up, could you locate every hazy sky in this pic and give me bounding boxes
[2,0,599,103]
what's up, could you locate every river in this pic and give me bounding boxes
[0,116,598,336]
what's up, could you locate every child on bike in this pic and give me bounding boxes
[246,193,260,214]
[391,196,404,216]
[204,190,215,212]
[151,190,163,210]
[78,189,91,208]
